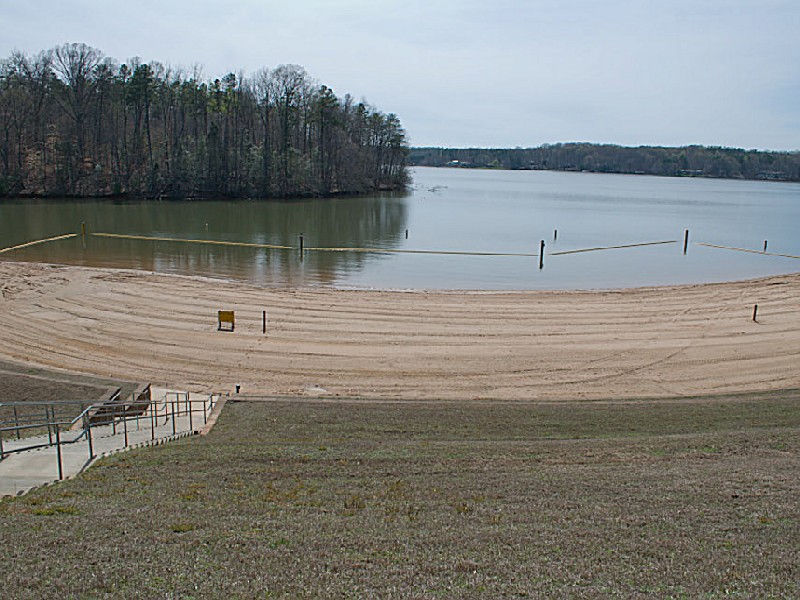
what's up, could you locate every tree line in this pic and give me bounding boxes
[411,143,800,182]
[0,43,409,199]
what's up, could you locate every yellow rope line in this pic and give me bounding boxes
[92,232,294,250]
[696,242,800,260]
[306,247,537,256]
[92,233,537,256]
[90,232,688,258]
[550,240,676,255]
[11,233,795,263]
[0,233,77,255]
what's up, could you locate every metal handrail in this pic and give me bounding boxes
[0,391,218,480]
[0,393,171,431]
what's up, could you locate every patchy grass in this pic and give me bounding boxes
[1,391,799,598]
[0,362,138,437]
[0,372,102,436]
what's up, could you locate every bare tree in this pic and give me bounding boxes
[0,45,411,198]
[52,43,102,191]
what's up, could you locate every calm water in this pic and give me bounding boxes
[2,167,799,290]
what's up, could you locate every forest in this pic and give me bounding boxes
[0,44,409,199]
[411,143,800,182]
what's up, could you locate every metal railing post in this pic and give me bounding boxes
[203,395,208,425]
[55,426,63,480]
[85,413,94,460]
[188,395,193,432]
[13,406,20,440]
[1,431,5,460]
[46,406,53,445]
[123,409,128,447]
[171,398,176,435]
[150,400,156,441]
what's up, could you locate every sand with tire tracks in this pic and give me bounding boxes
[0,260,798,400]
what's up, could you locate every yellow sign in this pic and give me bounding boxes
[218,310,235,331]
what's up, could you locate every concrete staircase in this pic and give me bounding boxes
[0,388,220,497]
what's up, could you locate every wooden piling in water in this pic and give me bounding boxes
[683,229,689,255]
[764,240,768,252]
[539,240,545,269]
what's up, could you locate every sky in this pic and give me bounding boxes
[2,0,798,151]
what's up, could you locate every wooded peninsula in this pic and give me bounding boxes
[0,44,409,199]
[411,144,800,182]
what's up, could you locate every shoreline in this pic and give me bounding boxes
[412,163,800,184]
[5,256,799,296]
[1,260,798,401]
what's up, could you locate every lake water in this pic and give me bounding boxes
[2,167,799,290]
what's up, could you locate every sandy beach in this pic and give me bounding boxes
[0,260,798,400]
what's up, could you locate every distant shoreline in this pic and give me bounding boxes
[410,143,800,183]
[412,163,799,185]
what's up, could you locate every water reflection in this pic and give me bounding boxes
[1,194,409,286]
[2,167,799,290]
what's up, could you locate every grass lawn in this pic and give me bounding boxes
[2,391,799,598]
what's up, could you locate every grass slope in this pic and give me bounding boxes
[2,392,799,598]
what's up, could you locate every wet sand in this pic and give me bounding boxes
[1,261,798,400]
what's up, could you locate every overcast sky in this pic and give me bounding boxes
[2,0,798,150]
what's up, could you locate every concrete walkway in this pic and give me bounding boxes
[0,389,218,497]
